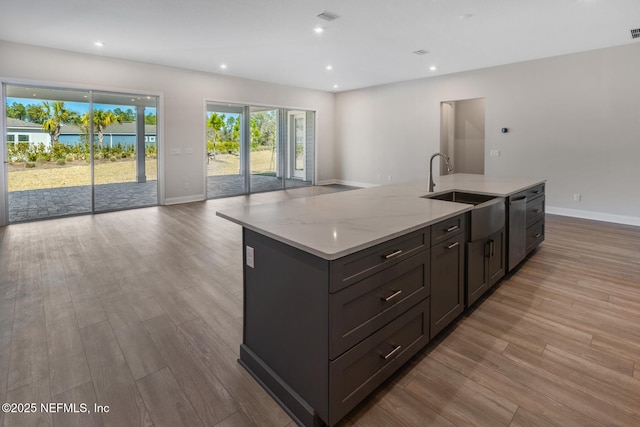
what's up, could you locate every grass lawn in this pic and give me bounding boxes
[208,149,276,176]
[8,149,276,191]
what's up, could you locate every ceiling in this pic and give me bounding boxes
[1,0,638,92]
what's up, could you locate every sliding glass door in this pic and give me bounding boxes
[206,102,315,198]
[3,84,158,223]
[91,91,157,213]
[249,107,280,193]
[206,103,245,198]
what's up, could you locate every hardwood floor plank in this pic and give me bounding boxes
[502,343,640,426]
[435,340,602,426]
[136,367,204,427]
[44,301,92,396]
[212,411,257,427]
[509,407,566,427]
[177,318,292,426]
[0,283,16,407]
[111,322,167,380]
[72,295,108,329]
[404,370,515,426]
[51,381,104,427]
[180,287,243,352]
[355,384,457,427]
[99,294,143,331]
[541,344,640,409]
[7,275,48,392]
[80,321,152,427]
[143,314,238,425]
[3,377,52,427]
[150,289,199,326]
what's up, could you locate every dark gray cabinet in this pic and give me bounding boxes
[241,226,432,426]
[430,214,466,338]
[466,228,505,307]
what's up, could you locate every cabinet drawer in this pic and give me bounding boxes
[329,251,430,359]
[330,227,430,292]
[526,219,545,253]
[526,195,545,227]
[329,300,429,425]
[431,214,465,246]
[526,183,545,200]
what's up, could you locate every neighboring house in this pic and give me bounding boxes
[6,117,49,146]
[6,117,157,148]
[59,122,157,147]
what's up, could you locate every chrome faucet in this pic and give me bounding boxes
[428,152,453,192]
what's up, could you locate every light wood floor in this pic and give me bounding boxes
[0,186,639,427]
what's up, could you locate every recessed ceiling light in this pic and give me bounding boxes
[314,26,325,34]
[94,41,104,47]
[429,66,438,71]
[326,65,333,70]
[333,84,339,89]
[220,64,228,69]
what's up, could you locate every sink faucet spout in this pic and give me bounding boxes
[428,152,453,192]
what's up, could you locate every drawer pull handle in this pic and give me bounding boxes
[534,233,542,238]
[446,225,460,232]
[382,345,402,361]
[382,289,403,302]
[447,242,460,249]
[383,249,403,259]
[532,208,541,213]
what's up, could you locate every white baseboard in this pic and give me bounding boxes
[547,206,640,227]
[163,194,205,205]
[323,179,378,188]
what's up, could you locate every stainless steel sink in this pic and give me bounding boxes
[423,191,505,241]
[423,191,497,206]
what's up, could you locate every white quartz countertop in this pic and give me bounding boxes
[216,174,545,260]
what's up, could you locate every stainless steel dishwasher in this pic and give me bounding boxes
[508,194,527,270]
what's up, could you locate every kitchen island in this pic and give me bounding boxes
[217,173,545,427]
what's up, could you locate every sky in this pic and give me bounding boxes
[7,97,156,116]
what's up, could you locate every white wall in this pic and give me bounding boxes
[336,43,640,225]
[0,40,337,204]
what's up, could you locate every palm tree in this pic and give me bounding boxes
[42,101,78,146]
[81,109,124,151]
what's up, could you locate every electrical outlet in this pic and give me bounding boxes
[387,175,393,181]
[490,149,501,157]
[573,193,581,202]
[184,182,190,190]
[246,246,254,268]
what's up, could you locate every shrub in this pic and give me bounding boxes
[56,159,66,166]
[25,162,36,168]
[109,155,117,162]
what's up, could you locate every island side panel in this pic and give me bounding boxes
[241,228,330,425]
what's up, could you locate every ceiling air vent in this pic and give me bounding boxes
[631,28,640,39]
[317,11,339,22]
[413,50,429,55]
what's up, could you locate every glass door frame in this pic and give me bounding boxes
[204,99,316,199]
[1,79,164,225]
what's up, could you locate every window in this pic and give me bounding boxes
[18,134,29,142]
